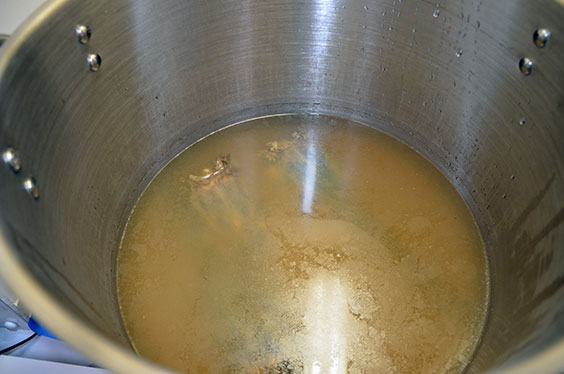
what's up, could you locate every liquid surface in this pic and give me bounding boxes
[118,115,489,374]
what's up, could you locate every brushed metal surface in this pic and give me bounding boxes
[0,0,563,373]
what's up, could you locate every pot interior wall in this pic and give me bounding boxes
[0,0,563,373]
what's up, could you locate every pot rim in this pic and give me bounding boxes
[0,1,563,373]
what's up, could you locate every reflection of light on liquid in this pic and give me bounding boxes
[312,361,322,374]
[302,0,337,214]
[305,273,348,374]
[303,0,347,369]
[302,135,317,214]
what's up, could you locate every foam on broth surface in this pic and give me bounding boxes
[117,115,489,374]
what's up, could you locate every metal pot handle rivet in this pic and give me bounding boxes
[87,53,102,72]
[23,177,40,200]
[519,57,534,75]
[533,28,551,48]
[75,25,91,44]
[2,147,22,173]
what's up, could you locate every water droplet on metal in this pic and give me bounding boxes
[23,177,39,200]
[2,147,21,173]
[87,53,102,72]
[519,117,526,126]
[433,9,440,18]
[519,57,533,75]
[4,321,18,331]
[75,25,91,44]
[456,49,462,57]
[533,28,550,48]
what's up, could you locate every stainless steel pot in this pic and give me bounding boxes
[0,0,563,373]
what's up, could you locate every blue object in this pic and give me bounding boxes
[28,316,58,339]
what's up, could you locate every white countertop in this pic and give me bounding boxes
[0,0,46,36]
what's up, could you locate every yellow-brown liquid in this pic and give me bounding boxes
[117,115,489,374]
